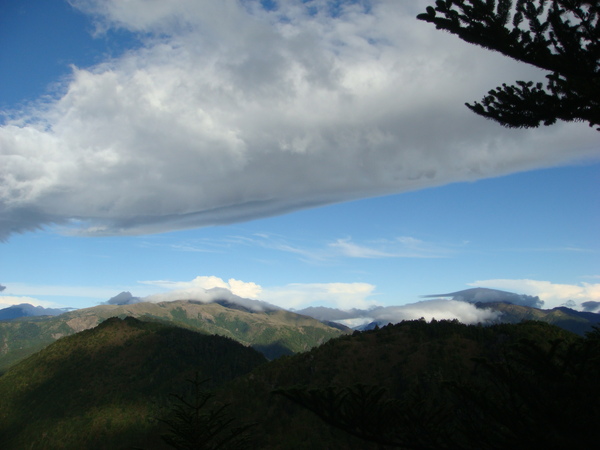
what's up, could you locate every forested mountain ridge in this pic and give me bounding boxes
[0,300,347,372]
[0,317,595,449]
[213,319,588,448]
[0,317,267,450]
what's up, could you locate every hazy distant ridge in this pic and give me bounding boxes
[0,303,71,320]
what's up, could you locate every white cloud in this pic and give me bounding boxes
[143,286,252,306]
[260,282,379,310]
[180,233,457,262]
[1,1,598,239]
[139,275,376,311]
[471,279,600,309]
[369,300,501,325]
[140,275,262,298]
[230,233,332,262]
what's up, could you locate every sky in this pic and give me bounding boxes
[1,0,598,318]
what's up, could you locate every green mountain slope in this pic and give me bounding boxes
[0,317,266,450]
[0,300,346,372]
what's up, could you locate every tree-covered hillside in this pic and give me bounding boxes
[0,300,347,373]
[215,319,592,448]
[1,318,596,449]
[0,317,266,450]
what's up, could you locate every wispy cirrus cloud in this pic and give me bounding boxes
[164,232,459,262]
[330,236,453,258]
[2,282,122,299]
[168,243,222,253]
[498,246,597,254]
[329,238,398,258]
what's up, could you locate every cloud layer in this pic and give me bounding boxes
[107,275,497,323]
[470,279,600,309]
[368,300,501,325]
[300,299,502,327]
[1,0,597,239]
[141,276,263,299]
[260,281,378,310]
[136,276,377,311]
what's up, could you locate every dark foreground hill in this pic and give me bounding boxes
[0,300,347,372]
[215,319,597,449]
[1,318,597,449]
[0,317,266,450]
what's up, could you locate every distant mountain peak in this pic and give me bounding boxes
[106,291,142,305]
[422,287,544,308]
[424,287,517,299]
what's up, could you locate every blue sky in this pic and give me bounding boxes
[1,0,598,316]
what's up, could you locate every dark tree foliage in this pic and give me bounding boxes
[277,325,600,449]
[417,0,600,130]
[446,333,600,449]
[158,374,256,450]
[275,384,451,450]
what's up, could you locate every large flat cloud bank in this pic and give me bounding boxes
[1,0,598,239]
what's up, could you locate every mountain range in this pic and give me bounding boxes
[1,315,595,449]
[0,286,598,448]
[0,303,72,320]
[295,288,600,335]
[2,287,599,374]
[0,299,347,373]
